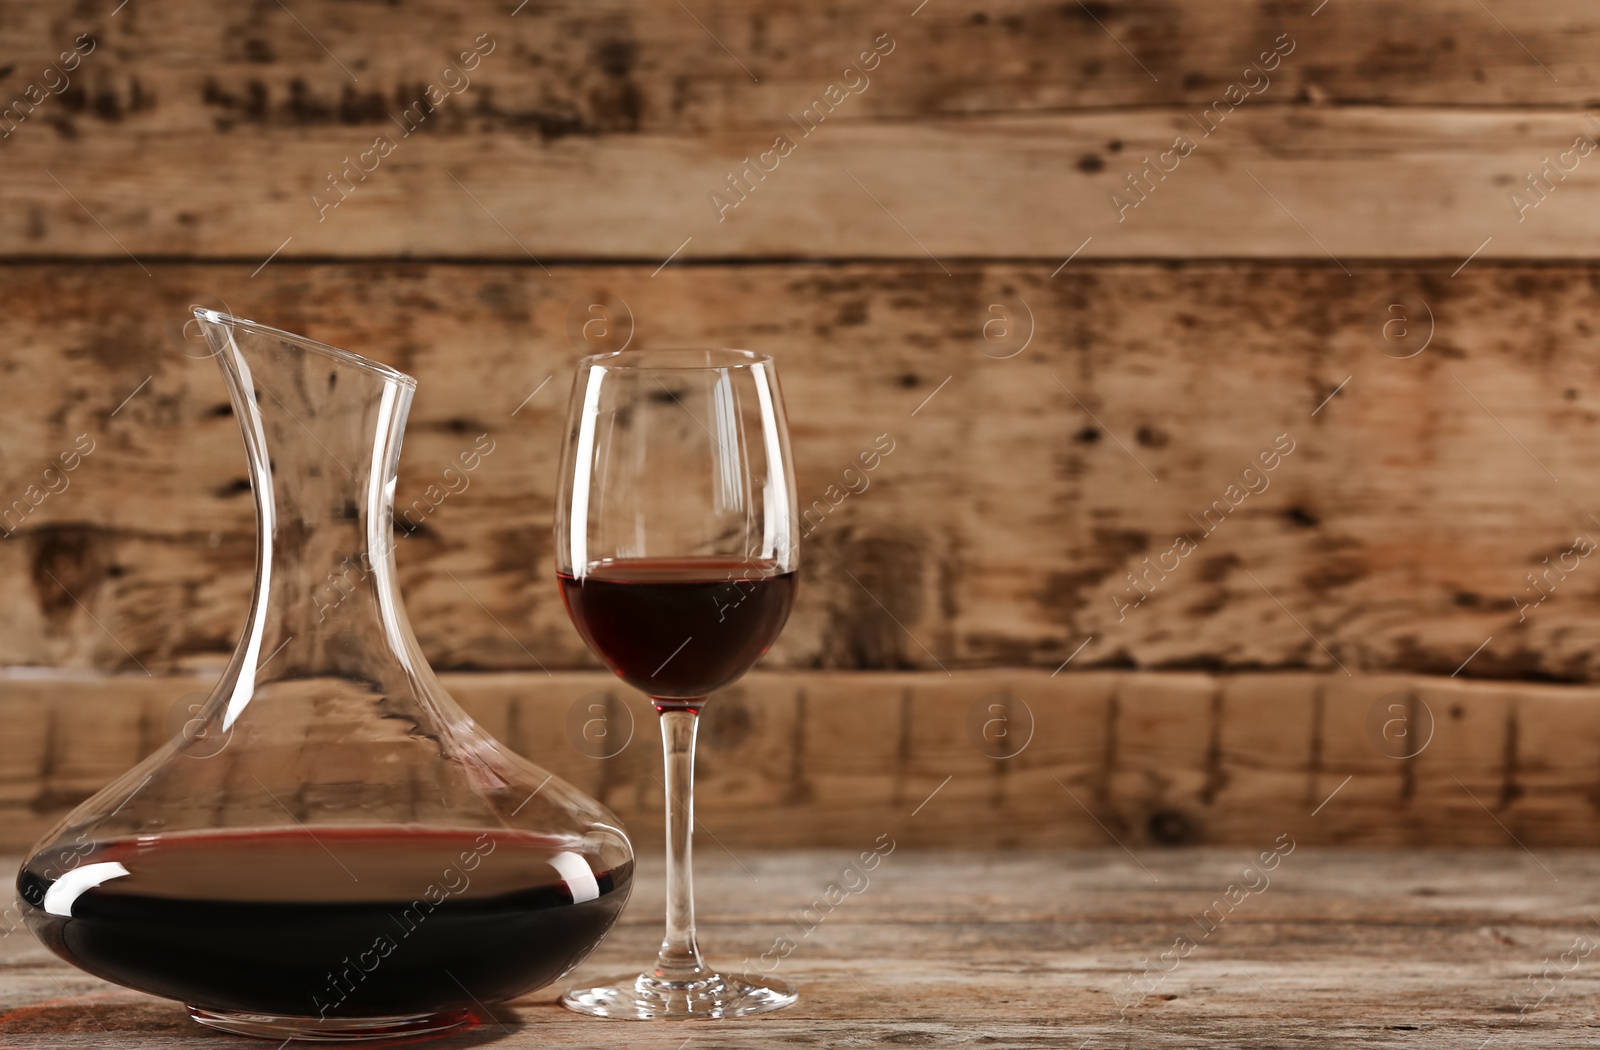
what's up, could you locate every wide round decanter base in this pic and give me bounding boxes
[561,971,796,1020]
[187,1005,475,1041]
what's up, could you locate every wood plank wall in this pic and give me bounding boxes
[2,0,1598,847]
[8,671,1600,852]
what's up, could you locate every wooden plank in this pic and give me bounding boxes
[4,848,1600,1046]
[5,0,1595,136]
[8,104,1600,258]
[5,0,1600,260]
[4,669,1600,853]
[0,261,1595,680]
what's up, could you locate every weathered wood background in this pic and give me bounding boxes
[7,671,1600,853]
[3,0,1600,848]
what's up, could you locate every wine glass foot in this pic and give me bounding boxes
[561,971,797,1020]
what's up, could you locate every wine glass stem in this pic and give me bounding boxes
[654,706,711,984]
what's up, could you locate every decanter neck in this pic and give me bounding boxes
[202,313,423,695]
[249,381,409,643]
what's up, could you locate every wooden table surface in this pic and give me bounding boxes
[3,848,1596,1048]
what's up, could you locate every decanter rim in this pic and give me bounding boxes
[193,308,418,388]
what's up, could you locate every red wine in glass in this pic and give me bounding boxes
[554,348,800,1019]
[558,556,797,710]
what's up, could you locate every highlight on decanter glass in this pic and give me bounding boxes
[554,348,800,1019]
[14,310,634,1042]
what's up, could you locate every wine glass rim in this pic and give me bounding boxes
[192,309,418,387]
[577,347,773,370]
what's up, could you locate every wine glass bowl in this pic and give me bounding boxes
[554,348,799,1019]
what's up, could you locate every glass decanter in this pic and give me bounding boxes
[14,311,633,1042]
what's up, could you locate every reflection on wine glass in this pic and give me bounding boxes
[554,348,800,1019]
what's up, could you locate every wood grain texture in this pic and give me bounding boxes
[0,261,1595,681]
[5,847,1600,1047]
[5,669,1600,852]
[1,1,1598,259]
[7,0,1598,134]
[8,106,1600,259]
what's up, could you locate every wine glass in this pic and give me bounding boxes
[554,348,800,1019]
